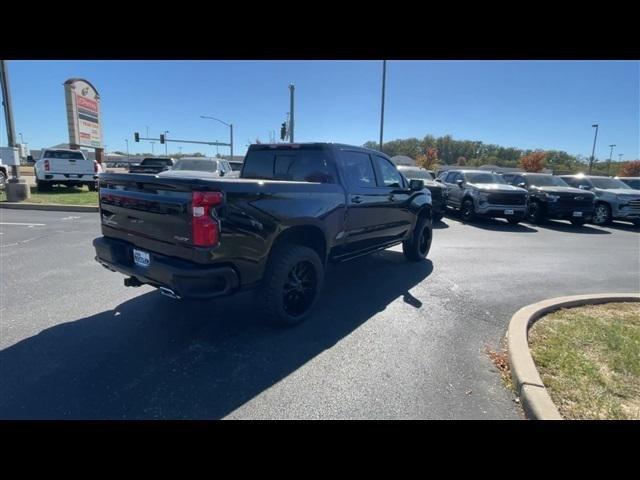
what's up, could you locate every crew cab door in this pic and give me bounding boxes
[338,149,414,255]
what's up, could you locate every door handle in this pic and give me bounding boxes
[352,195,363,204]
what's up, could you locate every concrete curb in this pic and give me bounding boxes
[0,202,98,213]
[507,292,640,420]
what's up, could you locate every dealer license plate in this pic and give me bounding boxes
[133,249,151,267]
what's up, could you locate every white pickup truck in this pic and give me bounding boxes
[34,148,102,191]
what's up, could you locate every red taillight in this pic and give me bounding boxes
[44,159,50,171]
[192,191,223,247]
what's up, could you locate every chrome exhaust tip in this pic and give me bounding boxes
[159,286,182,300]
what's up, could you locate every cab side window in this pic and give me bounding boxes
[340,151,377,188]
[373,155,403,188]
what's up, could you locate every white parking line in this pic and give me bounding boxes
[0,222,46,226]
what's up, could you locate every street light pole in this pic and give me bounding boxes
[289,84,295,143]
[200,116,233,159]
[589,123,599,174]
[379,60,387,152]
[125,139,130,161]
[163,130,169,156]
[607,144,616,176]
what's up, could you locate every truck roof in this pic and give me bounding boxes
[247,142,387,155]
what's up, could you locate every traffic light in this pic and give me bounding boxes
[280,122,287,141]
[160,134,165,144]
[134,132,140,142]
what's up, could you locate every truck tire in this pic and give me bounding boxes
[460,199,476,222]
[402,215,432,261]
[592,202,612,226]
[527,201,545,224]
[37,180,52,192]
[258,243,324,326]
[432,212,443,223]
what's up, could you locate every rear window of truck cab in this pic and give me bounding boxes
[43,150,85,160]
[142,158,173,167]
[241,148,337,183]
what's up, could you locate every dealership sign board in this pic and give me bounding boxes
[64,78,103,149]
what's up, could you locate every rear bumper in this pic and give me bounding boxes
[39,173,98,183]
[93,236,240,299]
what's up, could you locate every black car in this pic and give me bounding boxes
[502,173,596,226]
[128,157,175,174]
[396,165,446,222]
[94,143,433,326]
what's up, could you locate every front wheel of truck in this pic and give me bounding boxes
[258,243,325,326]
[403,216,432,261]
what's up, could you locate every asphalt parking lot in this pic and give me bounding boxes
[1,208,638,419]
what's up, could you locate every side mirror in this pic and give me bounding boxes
[409,179,424,191]
[456,179,464,187]
[220,170,226,176]
[518,182,526,188]
[579,185,591,190]
[435,178,442,183]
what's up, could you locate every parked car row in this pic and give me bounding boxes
[398,166,640,228]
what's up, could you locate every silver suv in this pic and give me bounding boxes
[560,175,640,226]
[437,169,528,225]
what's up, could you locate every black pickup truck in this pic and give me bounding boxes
[94,143,433,325]
[128,157,175,174]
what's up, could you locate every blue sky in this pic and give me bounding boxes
[1,60,638,160]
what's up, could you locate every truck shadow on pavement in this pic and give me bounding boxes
[0,250,433,420]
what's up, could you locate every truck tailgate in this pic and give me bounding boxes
[98,174,196,248]
[49,158,94,174]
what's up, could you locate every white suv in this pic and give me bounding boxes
[34,149,101,191]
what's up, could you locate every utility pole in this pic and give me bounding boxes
[618,153,623,163]
[588,123,599,174]
[125,139,130,161]
[607,144,616,176]
[0,60,19,180]
[163,130,169,156]
[289,84,295,143]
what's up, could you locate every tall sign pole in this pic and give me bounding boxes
[379,60,387,152]
[0,60,19,180]
[289,84,295,143]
